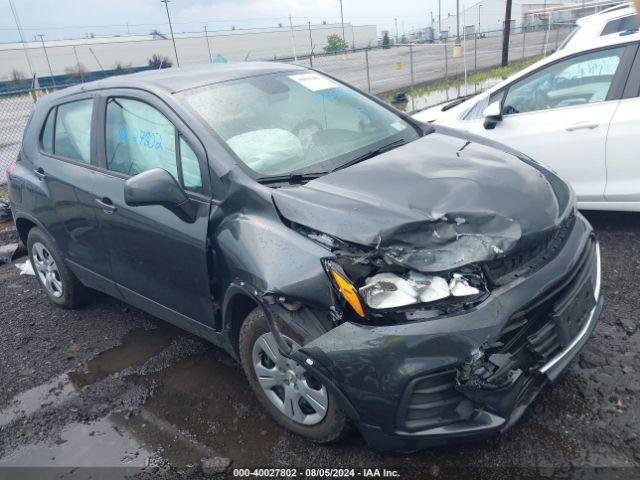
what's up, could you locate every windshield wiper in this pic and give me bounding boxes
[330,139,406,173]
[256,172,327,185]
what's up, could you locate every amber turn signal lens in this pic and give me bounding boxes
[331,270,366,318]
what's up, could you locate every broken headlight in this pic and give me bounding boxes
[359,271,483,310]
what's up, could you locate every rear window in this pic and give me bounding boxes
[601,15,638,36]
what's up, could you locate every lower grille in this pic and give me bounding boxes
[497,236,597,367]
[527,321,561,359]
[398,370,473,432]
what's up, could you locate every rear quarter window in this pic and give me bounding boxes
[40,108,55,154]
[54,100,93,163]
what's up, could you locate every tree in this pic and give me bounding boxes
[64,64,88,83]
[382,31,391,49]
[114,61,134,74]
[148,54,173,69]
[323,34,348,53]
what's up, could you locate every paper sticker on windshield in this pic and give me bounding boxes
[289,73,339,91]
[391,120,407,131]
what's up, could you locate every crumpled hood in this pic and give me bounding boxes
[272,131,571,272]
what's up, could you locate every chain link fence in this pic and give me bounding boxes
[0,23,572,185]
[292,25,571,97]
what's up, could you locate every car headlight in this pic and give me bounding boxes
[324,259,486,316]
[323,260,366,317]
[359,271,481,310]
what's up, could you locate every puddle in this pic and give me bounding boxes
[0,416,153,467]
[134,352,285,467]
[68,325,181,387]
[0,373,76,428]
[393,77,503,113]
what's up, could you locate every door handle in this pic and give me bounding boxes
[565,122,599,131]
[95,197,117,214]
[33,167,47,180]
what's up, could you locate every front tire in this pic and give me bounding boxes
[27,227,88,309]
[239,307,349,443]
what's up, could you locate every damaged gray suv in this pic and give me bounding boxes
[7,63,602,451]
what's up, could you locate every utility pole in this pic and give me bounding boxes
[308,21,314,66]
[36,34,55,87]
[88,47,104,72]
[73,46,84,83]
[204,26,212,62]
[438,0,442,35]
[160,0,180,67]
[501,0,513,67]
[478,3,482,35]
[339,0,346,42]
[456,0,460,43]
[9,0,34,78]
[394,18,399,43]
[289,15,298,61]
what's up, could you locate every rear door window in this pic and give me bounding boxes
[54,99,93,163]
[601,15,638,36]
[105,97,203,193]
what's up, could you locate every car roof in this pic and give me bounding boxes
[578,2,634,26]
[39,61,306,105]
[567,3,637,47]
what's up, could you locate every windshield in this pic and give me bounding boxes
[178,71,420,178]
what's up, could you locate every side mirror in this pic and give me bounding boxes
[483,101,503,130]
[124,168,196,223]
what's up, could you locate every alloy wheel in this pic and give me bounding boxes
[31,242,64,298]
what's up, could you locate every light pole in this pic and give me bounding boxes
[160,0,180,67]
[308,21,314,66]
[9,0,34,78]
[438,0,442,35]
[456,0,461,43]
[394,18,399,44]
[36,34,55,87]
[339,0,346,43]
[288,14,298,61]
[204,26,212,62]
[478,3,482,35]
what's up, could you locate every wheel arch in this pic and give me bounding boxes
[222,284,262,356]
[14,214,41,246]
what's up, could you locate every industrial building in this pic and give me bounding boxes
[0,22,378,82]
[437,0,626,38]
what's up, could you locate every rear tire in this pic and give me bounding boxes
[239,307,349,444]
[27,227,89,309]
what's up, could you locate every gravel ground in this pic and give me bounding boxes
[0,211,638,479]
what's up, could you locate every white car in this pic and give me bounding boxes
[561,2,637,50]
[413,31,640,211]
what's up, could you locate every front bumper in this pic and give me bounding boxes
[298,213,602,452]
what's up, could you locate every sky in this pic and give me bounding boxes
[1,0,475,43]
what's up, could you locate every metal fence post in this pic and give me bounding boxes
[444,38,449,84]
[555,25,560,51]
[522,26,526,60]
[474,32,477,73]
[409,44,414,90]
[409,44,415,112]
[365,48,371,93]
